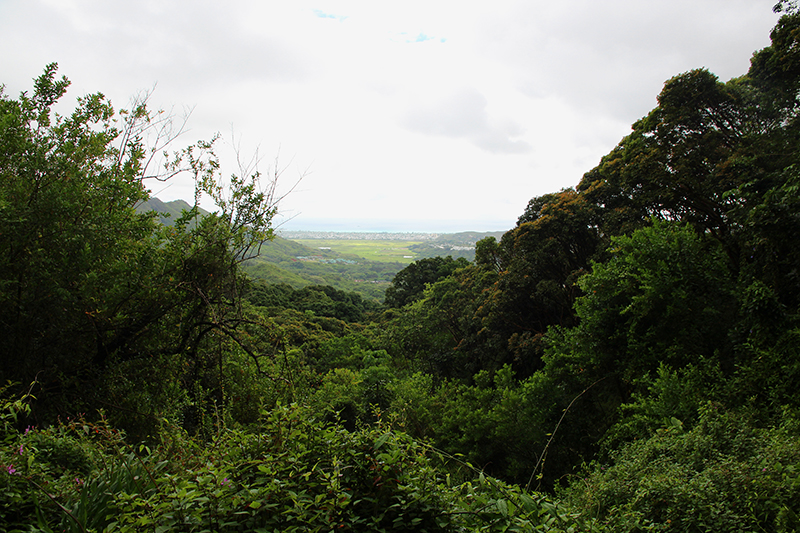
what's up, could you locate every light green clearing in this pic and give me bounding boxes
[295,239,423,264]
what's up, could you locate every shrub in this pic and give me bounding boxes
[0,400,605,532]
[563,404,800,532]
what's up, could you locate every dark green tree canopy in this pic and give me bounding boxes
[247,281,380,322]
[384,255,469,308]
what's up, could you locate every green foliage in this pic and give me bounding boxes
[306,334,396,428]
[247,280,382,322]
[5,10,800,532]
[0,383,37,528]
[550,220,736,389]
[578,69,754,254]
[475,189,602,377]
[725,326,800,419]
[0,382,33,447]
[102,405,455,532]
[377,263,498,380]
[385,255,470,308]
[243,235,404,301]
[738,166,800,314]
[0,398,601,533]
[0,65,281,436]
[600,363,713,451]
[0,64,157,390]
[531,222,738,483]
[564,405,800,532]
[386,367,561,488]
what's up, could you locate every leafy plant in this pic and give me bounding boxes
[564,405,800,532]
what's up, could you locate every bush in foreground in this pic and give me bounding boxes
[0,394,600,532]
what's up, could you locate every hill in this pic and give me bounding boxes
[135,198,212,226]
[410,230,506,260]
[250,230,506,299]
[243,236,405,301]
[137,201,501,301]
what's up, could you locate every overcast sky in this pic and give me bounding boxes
[0,1,783,232]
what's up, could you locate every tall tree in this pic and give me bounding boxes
[475,189,602,376]
[0,65,281,428]
[384,256,469,308]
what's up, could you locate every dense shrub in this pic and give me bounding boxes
[0,396,602,532]
[563,404,800,532]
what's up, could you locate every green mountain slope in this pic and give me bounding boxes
[243,236,404,301]
[135,198,211,226]
[136,199,495,302]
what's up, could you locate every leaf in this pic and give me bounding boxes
[374,433,390,450]
[496,498,509,517]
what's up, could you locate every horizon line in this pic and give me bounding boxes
[274,216,515,234]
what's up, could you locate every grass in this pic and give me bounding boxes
[292,239,424,264]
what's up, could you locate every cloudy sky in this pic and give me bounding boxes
[0,1,783,232]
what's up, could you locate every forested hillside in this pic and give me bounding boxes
[2,6,800,531]
[135,197,210,226]
[242,236,403,301]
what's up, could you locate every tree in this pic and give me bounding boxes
[0,64,283,431]
[577,69,754,259]
[545,220,737,405]
[384,256,469,308]
[475,189,602,376]
[577,12,800,270]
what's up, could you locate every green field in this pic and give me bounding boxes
[293,239,424,264]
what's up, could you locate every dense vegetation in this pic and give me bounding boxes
[3,6,800,531]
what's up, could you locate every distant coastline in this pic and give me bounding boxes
[274,217,514,234]
[277,229,443,241]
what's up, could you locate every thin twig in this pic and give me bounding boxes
[526,375,608,491]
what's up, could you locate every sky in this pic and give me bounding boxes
[0,1,784,232]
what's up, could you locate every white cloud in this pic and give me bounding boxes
[0,0,782,231]
[401,87,532,154]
